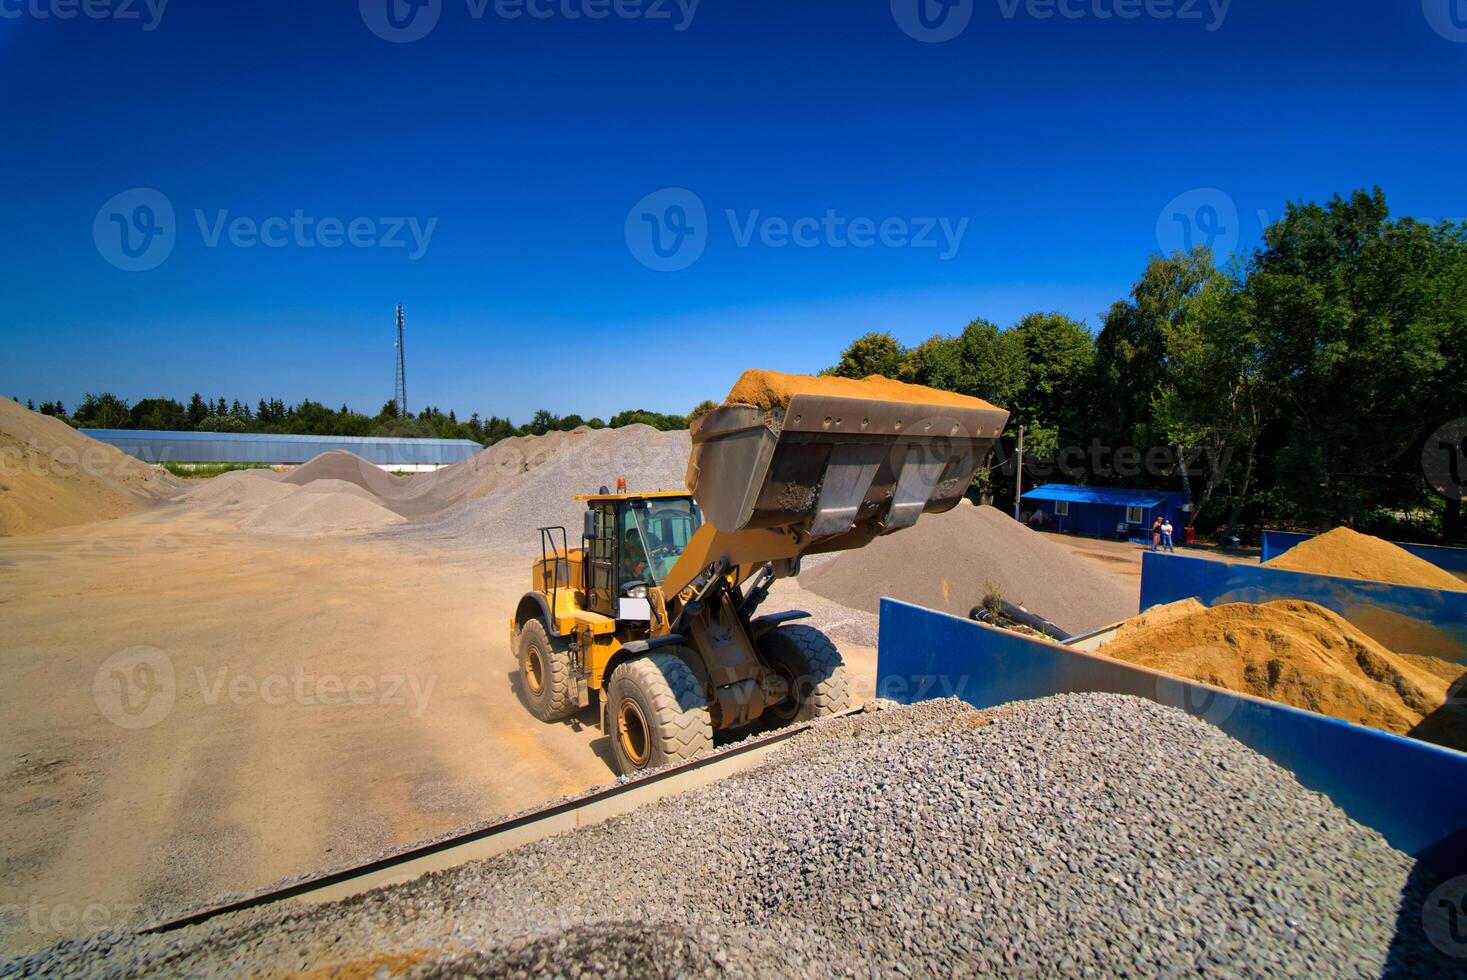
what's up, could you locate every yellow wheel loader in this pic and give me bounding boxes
[509,371,1008,775]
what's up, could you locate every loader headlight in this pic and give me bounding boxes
[628,585,647,599]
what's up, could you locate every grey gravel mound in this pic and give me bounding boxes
[801,503,1137,634]
[11,694,1449,978]
[395,426,690,555]
[412,924,731,979]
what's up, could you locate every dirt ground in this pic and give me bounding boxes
[1041,532,1260,588]
[0,505,876,957]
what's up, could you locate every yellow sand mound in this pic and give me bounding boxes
[1099,598,1467,748]
[725,370,1000,412]
[0,400,177,535]
[1264,527,1465,592]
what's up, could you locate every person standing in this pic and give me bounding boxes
[1150,517,1163,552]
[1161,519,1176,552]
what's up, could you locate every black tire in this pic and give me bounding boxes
[517,619,576,722]
[758,624,851,726]
[607,652,713,775]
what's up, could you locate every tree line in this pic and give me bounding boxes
[823,188,1467,541]
[24,393,690,446]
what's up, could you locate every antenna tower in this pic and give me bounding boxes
[393,304,407,416]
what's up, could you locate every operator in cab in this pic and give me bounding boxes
[621,527,649,585]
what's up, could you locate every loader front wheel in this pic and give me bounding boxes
[518,619,576,723]
[607,652,713,775]
[758,624,851,726]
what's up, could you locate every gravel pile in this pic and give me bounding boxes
[801,503,1137,634]
[237,491,406,536]
[12,694,1447,978]
[395,425,691,556]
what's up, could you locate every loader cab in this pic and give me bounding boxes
[578,491,702,620]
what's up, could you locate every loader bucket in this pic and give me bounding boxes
[686,387,1009,546]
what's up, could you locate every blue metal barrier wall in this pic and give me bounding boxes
[1262,529,1467,574]
[875,598,1467,872]
[1139,551,1467,662]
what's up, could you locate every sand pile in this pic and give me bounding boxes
[726,369,1000,412]
[800,504,1136,634]
[1264,527,1465,591]
[180,470,296,511]
[239,491,406,536]
[1098,598,1467,748]
[281,450,412,498]
[0,400,179,534]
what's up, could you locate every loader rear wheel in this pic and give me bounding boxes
[608,652,713,775]
[518,619,576,723]
[758,624,851,726]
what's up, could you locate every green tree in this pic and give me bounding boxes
[1011,312,1094,443]
[130,397,189,431]
[74,392,132,429]
[952,319,1026,408]
[898,335,963,390]
[687,400,718,425]
[527,409,561,435]
[1151,261,1264,532]
[1248,189,1464,526]
[831,331,905,379]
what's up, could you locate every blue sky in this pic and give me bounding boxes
[2,0,1464,422]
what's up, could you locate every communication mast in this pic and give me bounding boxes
[393,304,407,417]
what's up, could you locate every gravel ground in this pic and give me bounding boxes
[7,694,1448,979]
